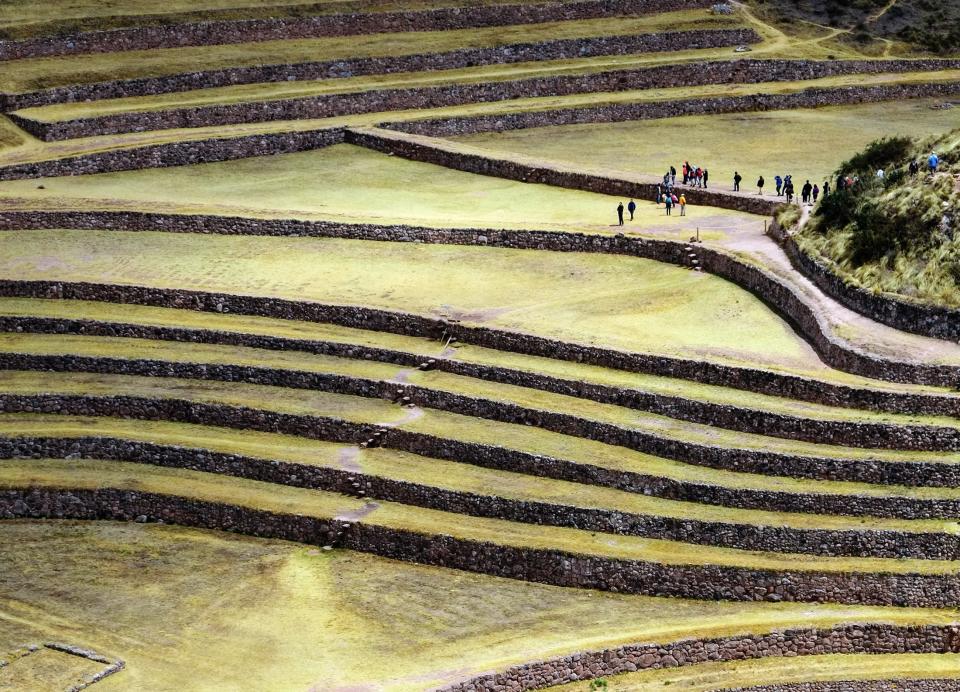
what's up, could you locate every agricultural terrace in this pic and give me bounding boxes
[0,0,959,690]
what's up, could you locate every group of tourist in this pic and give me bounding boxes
[613,149,945,225]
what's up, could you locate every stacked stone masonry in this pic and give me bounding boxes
[2,348,959,453]
[781,234,960,342]
[0,0,715,60]
[390,83,960,137]
[1,212,957,387]
[436,626,960,691]
[0,128,346,181]
[13,59,960,140]
[0,29,760,111]
[8,434,960,560]
[4,486,960,606]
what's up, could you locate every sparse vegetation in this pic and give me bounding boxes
[799,129,960,307]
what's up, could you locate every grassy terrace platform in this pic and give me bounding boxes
[544,653,960,691]
[453,99,960,195]
[1,297,957,410]
[5,522,958,692]
[14,67,960,130]
[0,0,554,39]
[0,229,825,371]
[2,368,959,475]
[3,331,960,438]
[0,146,764,233]
[0,11,738,93]
[7,412,960,541]
[6,457,960,576]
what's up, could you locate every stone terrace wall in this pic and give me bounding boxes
[3,486,960,606]
[737,682,960,692]
[390,82,960,137]
[1,29,760,111]
[782,234,960,342]
[4,308,958,421]
[16,59,960,141]
[437,625,960,691]
[1,211,957,388]
[0,0,715,61]
[0,127,345,181]
[345,126,781,215]
[8,434,960,560]
[4,349,960,455]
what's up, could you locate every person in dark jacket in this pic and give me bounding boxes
[627,199,637,220]
[757,176,765,195]
[823,181,830,197]
[702,168,709,188]
[733,171,742,191]
[775,175,783,196]
[617,202,624,226]
[801,180,813,204]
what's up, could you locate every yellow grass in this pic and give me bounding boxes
[3,521,958,691]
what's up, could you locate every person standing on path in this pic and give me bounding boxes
[929,152,940,173]
[617,202,624,226]
[679,193,687,216]
[812,184,820,204]
[757,176,765,195]
[823,181,830,197]
[670,165,677,186]
[702,169,709,189]
[775,175,783,196]
[801,180,812,205]
[628,199,636,221]
[733,171,742,192]
[664,193,674,216]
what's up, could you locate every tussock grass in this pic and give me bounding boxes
[800,128,960,308]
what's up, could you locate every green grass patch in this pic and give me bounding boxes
[3,521,958,691]
[453,99,960,196]
[0,226,829,375]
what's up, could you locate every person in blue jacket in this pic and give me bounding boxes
[929,152,940,173]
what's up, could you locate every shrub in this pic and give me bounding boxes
[839,136,913,176]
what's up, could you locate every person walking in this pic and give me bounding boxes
[775,175,783,196]
[929,152,940,173]
[784,180,794,203]
[664,193,674,216]
[909,160,919,176]
[679,193,687,216]
[757,175,765,195]
[683,161,690,185]
[670,165,677,186]
[823,181,830,197]
[702,169,709,189]
[812,184,820,203]
[617,202,624,226]
[801,180,812,205]
[627,199,637,221]
[655,185,662,207]
[695,167,703,188]
[733,171,742,192]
